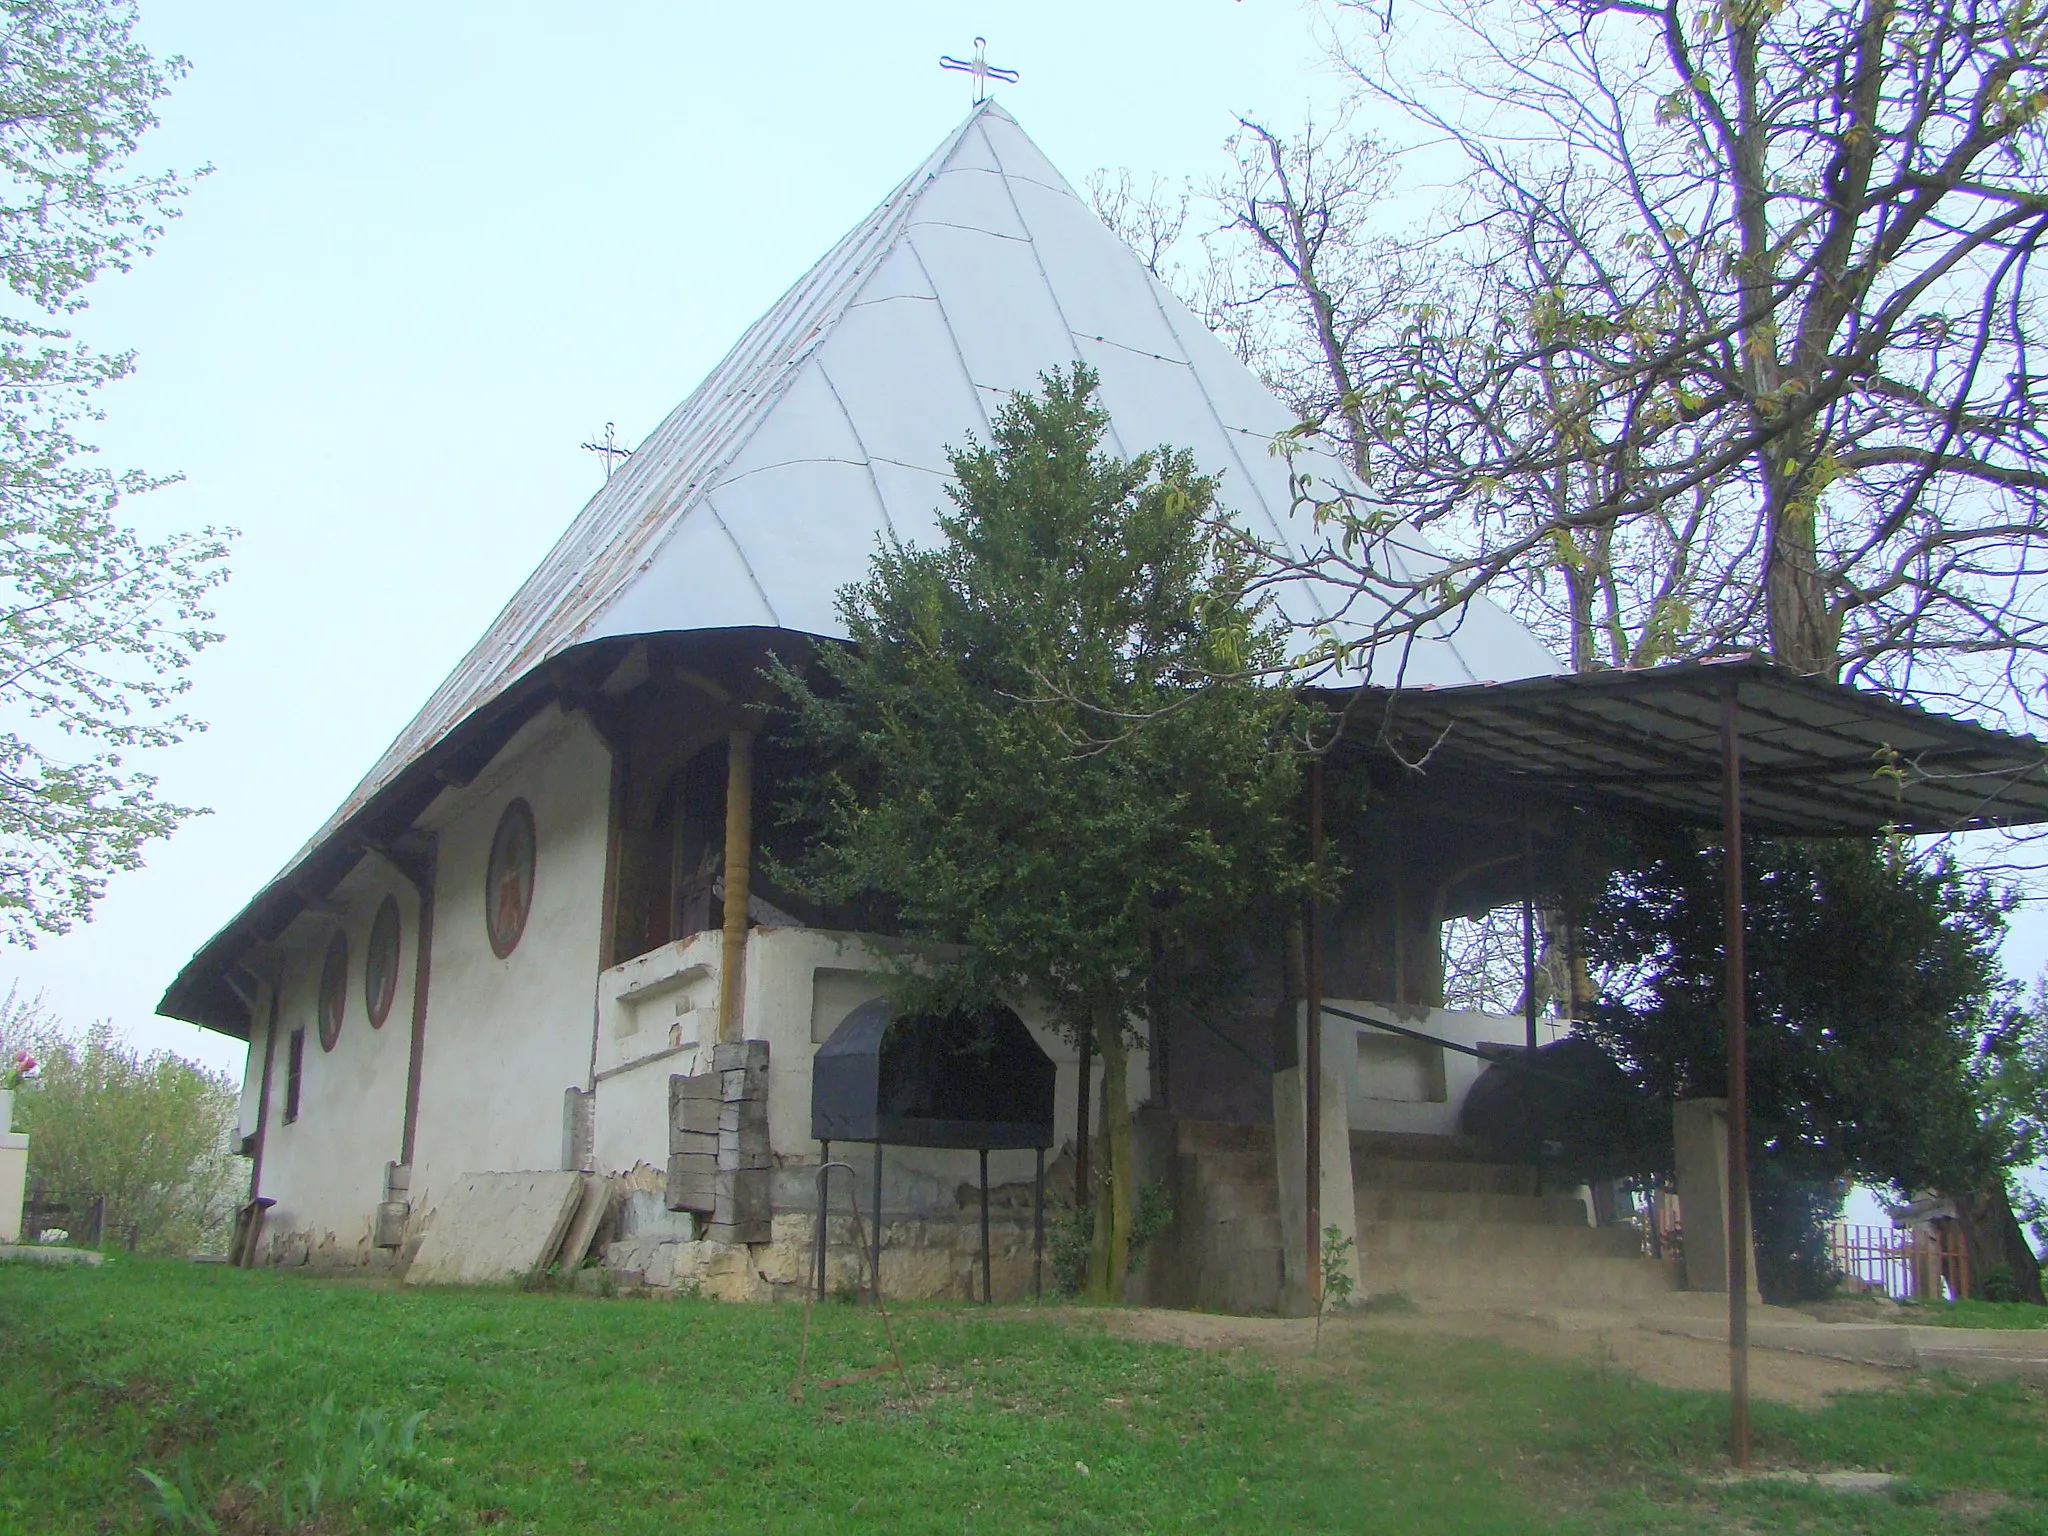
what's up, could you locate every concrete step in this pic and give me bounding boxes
[1177,1119,1274,1156]
[1186,1178,1278,1220]
[1350,1132,1494,1163]
[1360,1254,1678,1305]
[1183,1148,1275,1185]
[1354,1157,1540,1196]
[1355,1218,1646,1261]
[1355,1189,1590,1227]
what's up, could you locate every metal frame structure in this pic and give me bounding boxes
[1312,656,2048,1465]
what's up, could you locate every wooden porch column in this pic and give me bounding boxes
[718,727,755,1046]
[1720,681,1752,1467]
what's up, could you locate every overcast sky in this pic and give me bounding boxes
[8,0,2045,1092]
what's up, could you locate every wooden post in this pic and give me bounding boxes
[1074,1034,1093,1209]
[1720,682,1751,1468]
[718,727,755,1046]
[1305,757,1325,1306]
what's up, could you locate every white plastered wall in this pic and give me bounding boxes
[407,706,612,1219]
[1336,1002,1570,1139]
[591,925,1150,1210]
[248,858,421,1254]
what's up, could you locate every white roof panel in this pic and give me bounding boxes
[277,101,1561,878]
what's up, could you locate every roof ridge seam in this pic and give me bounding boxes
[812,362,901,544]
[704,499,782,626]
[978,129,1122,458]
[899,234,998,443]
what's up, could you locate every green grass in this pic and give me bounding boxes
[1897,1298,2048,1330]
[3,1258,2046,1535]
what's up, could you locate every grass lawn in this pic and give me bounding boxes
[1898,1299,2048,1331]
[3,1258,2046,1535]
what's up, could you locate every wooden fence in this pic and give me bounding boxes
[1623,1193,1972,1301]
[1826,1222,1970,1301]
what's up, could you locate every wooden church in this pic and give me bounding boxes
[160,103,1705,1308]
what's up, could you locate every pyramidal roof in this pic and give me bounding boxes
[340,106,1563,867]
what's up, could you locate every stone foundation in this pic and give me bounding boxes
[604,1211,1047,1302]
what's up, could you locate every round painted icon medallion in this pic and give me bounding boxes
[318,930,348,1052]
[485,798,537,958]
[364,895,401,1027]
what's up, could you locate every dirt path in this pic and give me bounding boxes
[1087,1303,1900,1408]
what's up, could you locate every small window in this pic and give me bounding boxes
[284,1028,306,1123]
[485,798,537,958]
[318,931,348,1052]
[364,895,401,1027]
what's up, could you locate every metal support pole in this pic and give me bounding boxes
[870,1141,884,1306]
[1305,757,1325,1307]
[979,1148,992,1304]
[817,1141,831,1300]
[1034,1146,1046,1299]
[1720,682,1751,1468]
[814,1158,856,1302]
[1522,813,1539,1055]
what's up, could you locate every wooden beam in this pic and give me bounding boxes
[718,728,755,1045]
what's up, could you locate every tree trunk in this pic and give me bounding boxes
[1763,462,1839,676]
[1084,1005,1134,1302]
[1951,1184,2047,1305]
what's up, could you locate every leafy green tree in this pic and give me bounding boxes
[0,990,240,1252]
[1969,985,2048,1275]
[1581,832,2043,1301]
[775,366,1312,1300]
[0,1,228,942]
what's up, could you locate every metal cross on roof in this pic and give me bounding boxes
[581,421,632,482]
[938,37,1018,104]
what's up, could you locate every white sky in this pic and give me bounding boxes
[8,0,2047,1097]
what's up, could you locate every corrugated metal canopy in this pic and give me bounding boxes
[1327,658,2048,836]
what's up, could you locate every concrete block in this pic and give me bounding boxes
[674,1071,721,1102]
[712,1039,770,1079]
[714,1138,771,1172]
[406,1171,584,1287]
[0,1132,25,1246]
[667,1152,716,1214]
[1673,1099,1760,1296]
[671,1095,719,1142]
[670,1127,716,1159]
[713,1167,772,1243]
[373,1201,409,1249]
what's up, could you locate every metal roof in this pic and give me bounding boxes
[283,101,1559,880]
[1329,658,2048,836]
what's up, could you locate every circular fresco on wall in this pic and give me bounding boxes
[318,929,348,1052]
[485,798,537,959]
[364,894,401,1027]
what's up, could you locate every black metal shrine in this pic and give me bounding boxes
[811,999,1057,1303]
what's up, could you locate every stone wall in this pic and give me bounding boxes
[604,1211,1047,1303]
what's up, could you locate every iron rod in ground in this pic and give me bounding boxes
[1720,681,1751,1467]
